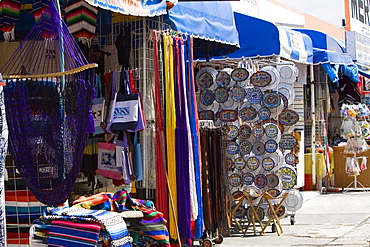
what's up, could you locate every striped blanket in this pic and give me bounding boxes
[44,207,132,247]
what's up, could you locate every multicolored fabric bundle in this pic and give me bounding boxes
[0,0,21,41]
[65,0,98,46]
[32,0,51,22]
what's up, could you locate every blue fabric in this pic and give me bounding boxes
[210,12,313,64]
[321,63,359,83]
[165,1,239,58]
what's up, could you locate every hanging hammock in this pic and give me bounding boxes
[1,1,96,206]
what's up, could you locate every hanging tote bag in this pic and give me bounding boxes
[92,75,105,134]
[133,132,144,181]
[127,70,145,132]
[97,142,123,180]
[110,93,140,132]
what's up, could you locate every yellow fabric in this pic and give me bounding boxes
[304,151,334,179]
[164,35,178,240]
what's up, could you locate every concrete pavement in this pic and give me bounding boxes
[214,191,370,247]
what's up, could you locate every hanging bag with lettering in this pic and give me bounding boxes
[92,75,105,134]
[97,142,123,180]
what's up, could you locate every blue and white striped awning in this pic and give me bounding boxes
[214,13,313,64]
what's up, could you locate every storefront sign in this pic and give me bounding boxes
[346,31,370,66]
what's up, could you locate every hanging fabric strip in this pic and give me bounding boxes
[180,39,198,222]
[186,36,204,239]
[164,34,179,240]
[153,32,169,225]
[174,37,192,241]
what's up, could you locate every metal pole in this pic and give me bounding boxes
[310,64,316,187]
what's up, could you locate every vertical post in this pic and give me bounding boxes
[141,18,147,193]
[310,64,316,188]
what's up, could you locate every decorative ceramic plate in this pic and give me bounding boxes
[285,153,297,165]
[266,174,279,188]
[260,66,280,89]
[246,156,260,170]
[226,157,234,170]
[199,110,215,120]
[252,124,265,138]
[232,190,244,200]
[231,86,246,102]
[262,157,275,171]
[231,68,249,82]
[277,166,297,190]
[227,142,240,155]
[279,134,297,150]
[261,119,285,134]
[263,92,281,108]
[219,110,238,122]
[264,139,278,153]
[252,142,265,156]
[200,89,215,106]
[250,71,272,87]
[264,123,279,139]
[246,88,263,104]
[240,140,252,155]
[239,125,252,139]
[283,189,303,211]
[216,70,232,87]
[279,109,299,126]
[243,172,255,185]
[214,87,229,103]
[277,92,289,111]
[235,157,246,170]
[255,174,268,188]
[267,188,281,197]
[275,83,295,106]
[226,125,239,139]
[239,106,258,122]
[246,206,265,221]
[229,173,242,187]
[258,107,271,121]
[196,67,217,89]
[279,65,296,84]
[232,204,247,218]
[267,204,286,218]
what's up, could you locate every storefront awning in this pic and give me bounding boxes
[212,13,313,64]
[84,0,174,17]
[165,1,239,58]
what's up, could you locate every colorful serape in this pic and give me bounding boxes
[0,0,21,41]
[48,220,101,247]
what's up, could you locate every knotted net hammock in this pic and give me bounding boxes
[1,1,96,205]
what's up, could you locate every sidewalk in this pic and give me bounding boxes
[215,191,370,247]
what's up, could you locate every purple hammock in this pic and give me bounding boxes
[3,78,93,205]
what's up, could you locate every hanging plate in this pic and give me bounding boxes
[279,134,297,150]
[260,66,280,89]
[226,157,234,170]
[258,107,270,121]
[279,109,299,126]
[250,71,272,87]
[234,157,246,170]
[225,125,239,139]
[214,87,229,103]
[267,188,281,197]
[252,142,265,156]
[200,89,215,106]
[246,156,260,170]
[264,123,279,139]
[246,87,263,104]
[231,86,246,102]
[198,110,215,120]
[216,70,232,88]
[231,68,249,82]
[285,153,297,165]
[239,124,252,139]
[243,172,255,185]
[252,124,265,138]
[277,92,289,110]
[267,204,286,218]
[239,106,258,122]
[283,189,304,211]
[227,142,239,155]
[262,156,275,171]
[275,83,295,106]
[263,92,281,108]
[277,166,297,190]
[229,173,242,187]
[264,139,278,153]
[232,204,247,219]
[246,206,265,221]
[232,190,244,200]
[240,140,252,155]
[196,67,217,89]
[278,65,296,84]
[255,174,268,189]
[219,110,238,122]
[266,174,279,188]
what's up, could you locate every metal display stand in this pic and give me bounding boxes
[343,156,369,192]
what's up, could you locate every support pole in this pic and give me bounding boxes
[310,64,316,187]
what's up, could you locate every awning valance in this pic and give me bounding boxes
[84,0,173,17]
[213,13,313,64]
[165,1,239,58]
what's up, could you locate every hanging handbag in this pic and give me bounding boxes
[92,75,105,134]
[97,142,123,180]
